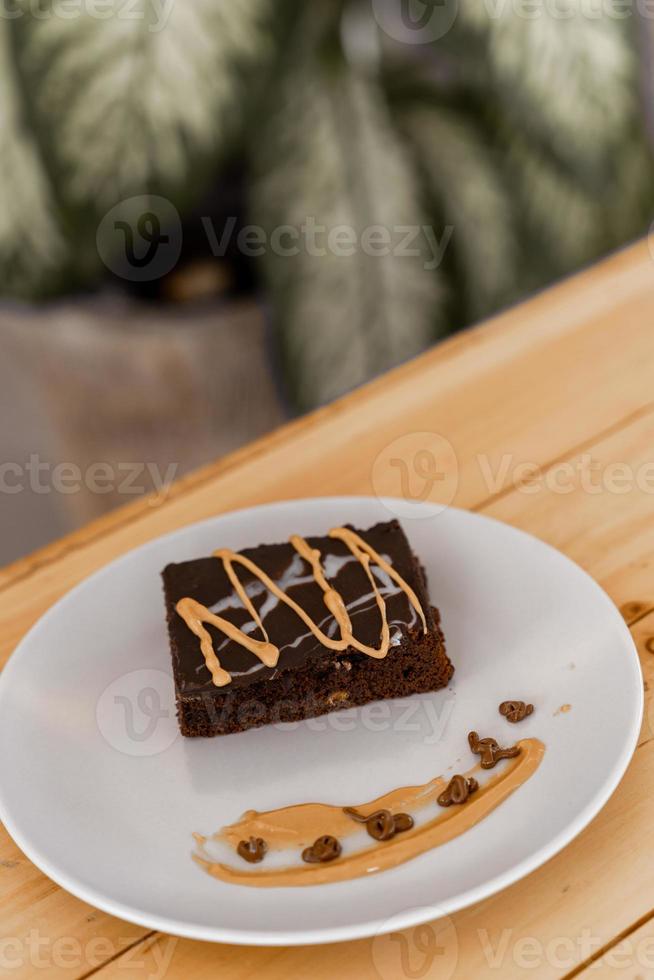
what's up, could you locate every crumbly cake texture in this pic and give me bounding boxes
[162,520,453,737]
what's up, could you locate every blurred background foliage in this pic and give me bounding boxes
[2,0,653,409]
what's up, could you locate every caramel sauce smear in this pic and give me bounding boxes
[193,738,545,887]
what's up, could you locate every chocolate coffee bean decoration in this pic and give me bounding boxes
[499,700,534,724]
[343,807,414,840]
[437,774,479,807]
[468,730,521,769]
[392,812,415,834]
[237,836,268,863]
[301,835,342,863]
[367,810,396,841]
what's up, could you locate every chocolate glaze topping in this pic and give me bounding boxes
[164,521,432,694]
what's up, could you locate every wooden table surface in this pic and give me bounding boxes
[2,240,654,980]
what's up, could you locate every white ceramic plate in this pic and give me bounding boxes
[0,498,642,946]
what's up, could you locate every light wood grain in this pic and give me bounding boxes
[1,240,653,980]
[573,915,654,977]
[484,407,654,618]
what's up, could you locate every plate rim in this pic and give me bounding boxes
[0,496,644,946]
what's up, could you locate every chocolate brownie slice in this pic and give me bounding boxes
[162,520,453,736]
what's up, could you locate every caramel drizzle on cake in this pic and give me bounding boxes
[175,527,428,687]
